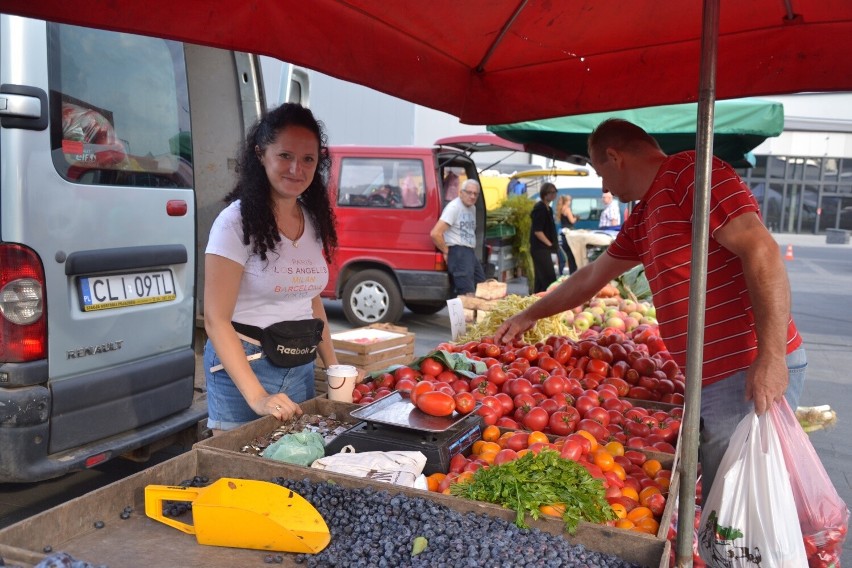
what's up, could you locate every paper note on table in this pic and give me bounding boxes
[446,297,466,341]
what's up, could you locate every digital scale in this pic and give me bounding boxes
[324,391,482,475]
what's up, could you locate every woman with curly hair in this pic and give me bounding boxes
[203,103,344,432]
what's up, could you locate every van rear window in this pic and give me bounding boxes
[47,24,192,188]
[337,158,425,208]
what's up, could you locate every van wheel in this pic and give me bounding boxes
[342,269,404,326]
[405,302,444,315]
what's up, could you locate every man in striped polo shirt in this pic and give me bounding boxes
[494,118,806,500]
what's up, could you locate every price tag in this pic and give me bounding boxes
[446,297,466,341]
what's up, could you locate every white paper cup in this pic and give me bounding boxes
[326,364,358,402]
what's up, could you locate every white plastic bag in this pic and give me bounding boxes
[310,446,427,487]
[697,407,806,567]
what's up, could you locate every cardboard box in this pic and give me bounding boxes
[0,447,669,568]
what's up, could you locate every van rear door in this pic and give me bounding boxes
[0,17,197,479]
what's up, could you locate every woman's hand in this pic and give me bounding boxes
[250,393,302,421]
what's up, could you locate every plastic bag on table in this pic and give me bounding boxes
[260,431,325,466]
[311,446,427,487]
[771,398,849,567]
[698,405,806,567]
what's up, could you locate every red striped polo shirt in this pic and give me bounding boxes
[607,152,802,385]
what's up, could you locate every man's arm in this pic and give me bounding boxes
[494,252,638,343]
[430,220,451,254]
[714,212,791,414]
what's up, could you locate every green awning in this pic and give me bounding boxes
[487,98,784,168]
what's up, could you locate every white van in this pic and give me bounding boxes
[0,15,288,482]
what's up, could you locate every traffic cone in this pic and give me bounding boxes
[784,244,794,261]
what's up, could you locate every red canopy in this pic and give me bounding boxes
[3,0,851,124]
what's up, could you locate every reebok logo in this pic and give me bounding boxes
[277,345,317,355]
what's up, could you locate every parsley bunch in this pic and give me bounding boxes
[450,449,616,533]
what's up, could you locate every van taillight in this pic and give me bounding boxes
[0,245,46,362]
[434,252,447,271]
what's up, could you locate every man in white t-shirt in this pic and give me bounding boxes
[599,190,622,228]
[430,179,485,295]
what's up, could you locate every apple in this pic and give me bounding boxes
[605,316,626,331]
[574,314,592,332]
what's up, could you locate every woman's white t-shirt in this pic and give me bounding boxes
[205,200,329,327]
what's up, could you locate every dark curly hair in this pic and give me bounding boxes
[225,103,337,262]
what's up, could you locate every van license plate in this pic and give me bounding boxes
[78,270,176,312]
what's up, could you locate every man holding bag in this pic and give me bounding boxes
[494,119,807,499]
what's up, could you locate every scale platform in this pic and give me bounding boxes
[324,391,482,475]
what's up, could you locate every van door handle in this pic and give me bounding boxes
[0,84,48,131]
[0,93,41,119]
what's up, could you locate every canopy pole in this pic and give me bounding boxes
[676,0,719,564]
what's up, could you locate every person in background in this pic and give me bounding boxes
[557,194,579,275]
[203,103,348,433]
[494,118,806,501]
[442,171,460,201]
[529,183,559,293]
[599,190,621,228]
[431,179,485,295]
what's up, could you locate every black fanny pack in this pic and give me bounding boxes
[233,319,324,368]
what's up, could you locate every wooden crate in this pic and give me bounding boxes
[0,448,669,568]
[316,323,415,375]
[460,294,501,323]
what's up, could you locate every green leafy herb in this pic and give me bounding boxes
[450,449,616,533]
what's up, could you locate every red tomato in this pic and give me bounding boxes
[553,342,574,365]
[514,345,538,362]
[575,394,600,417]
[493,448,519,466]
[415,390,456,417]
[453,392,476,415]
[436,370,458,383]
[410,381,435,405]
[451,379,471,393]
[480,395,503,415]
[351,389,362,403]
[448,452,468,474]
[559,438,584,461]
[522,366,549,385]
[395,378,416,393]
[537,398,559,416]
[477,405,499,426]
[542,375,567,397]
[584,406,610,427]
[495,416,520,429]
[419,357,444,377]
[508,377,534,397]
[393,366,417,382]
[548,408,580,436]
[576,418,609,442]
[486,364,509,386]
[480,342,501,359]
[494,392,514,415]
[512,393,536,410]
[375,372,396,389]
[522,407,549,431]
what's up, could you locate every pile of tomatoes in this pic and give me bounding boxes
[356,324,683,453]
[427,425,673,536]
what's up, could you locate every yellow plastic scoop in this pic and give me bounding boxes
[145,478,330,553]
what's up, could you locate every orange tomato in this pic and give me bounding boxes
[642,459,663,478]
[527,430,550,446]
[478,450,499,465]
[455,471,475,485]
[634,516,660,535]
[621,486,640,502]
[610,503,628,519]
[610,462,627,481]
[626,506,653,523]
[604,440,625,457]
[614,519,635,530]
[426,472,446,492]
[639,486,661,507]
[539,503,566,517]
[482,425,501,442]
[592,449,615,472]
[654,475,671,492]
[476,441,502,456]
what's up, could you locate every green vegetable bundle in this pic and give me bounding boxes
[450,449,616,533]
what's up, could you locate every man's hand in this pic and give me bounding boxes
[745,352,789,415]
[493,312,535,345]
